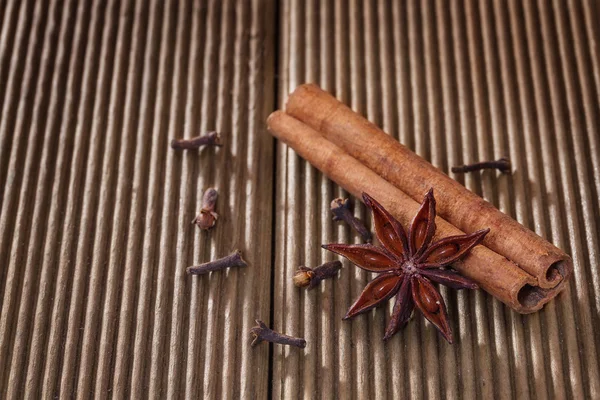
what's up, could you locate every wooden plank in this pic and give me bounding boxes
[274,0,600,398]
[0,0,276,398]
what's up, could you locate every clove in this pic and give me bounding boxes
[293,260,342,290]
[192,188,219,230]
[250,319,306,348]
[451,157,511,174]
[187,250,247,275]
[171,131,223,150]
[330,198,372,243]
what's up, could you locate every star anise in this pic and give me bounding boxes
[323,189,489,343]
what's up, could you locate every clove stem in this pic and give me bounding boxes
[330,198,372,243]
[171,131,223,150]
[451,157,511,174]
[293,260,342,290]
[250,320,306,348]
[187,250,246,275]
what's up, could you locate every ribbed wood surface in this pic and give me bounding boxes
[0,0,599,399]
[275,0,600,399]
[0,0,275,398]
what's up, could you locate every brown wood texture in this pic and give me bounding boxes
[275,0,600,399]
[0,0,599,399]
[0,0,275,398]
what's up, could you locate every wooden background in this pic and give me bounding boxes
[0,0,599,398]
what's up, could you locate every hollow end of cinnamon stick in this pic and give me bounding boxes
[267,108,570,314]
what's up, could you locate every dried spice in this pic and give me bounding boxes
[192,188,219,230]
[451,157,511,174]
[250,320,306,348]
[330,198,372,243]
[323,190,489,342]
[293,260,342,289]
[171,131,223,150]
[187,250,247,275]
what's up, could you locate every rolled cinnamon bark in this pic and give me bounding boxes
[286,83,572,290]
[268,111,568,313]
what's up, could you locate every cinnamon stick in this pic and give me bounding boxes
[285,83,572,291]
[267,111,567,313]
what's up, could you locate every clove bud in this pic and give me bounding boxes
[250,319,306,348]
[293,260,342,290]
[451,157,511,174]
[192,188,219,230]
[171,131,223,150]
[330,198,372,243]
[187,250,247,275]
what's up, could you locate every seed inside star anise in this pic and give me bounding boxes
[323,189,489,343]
